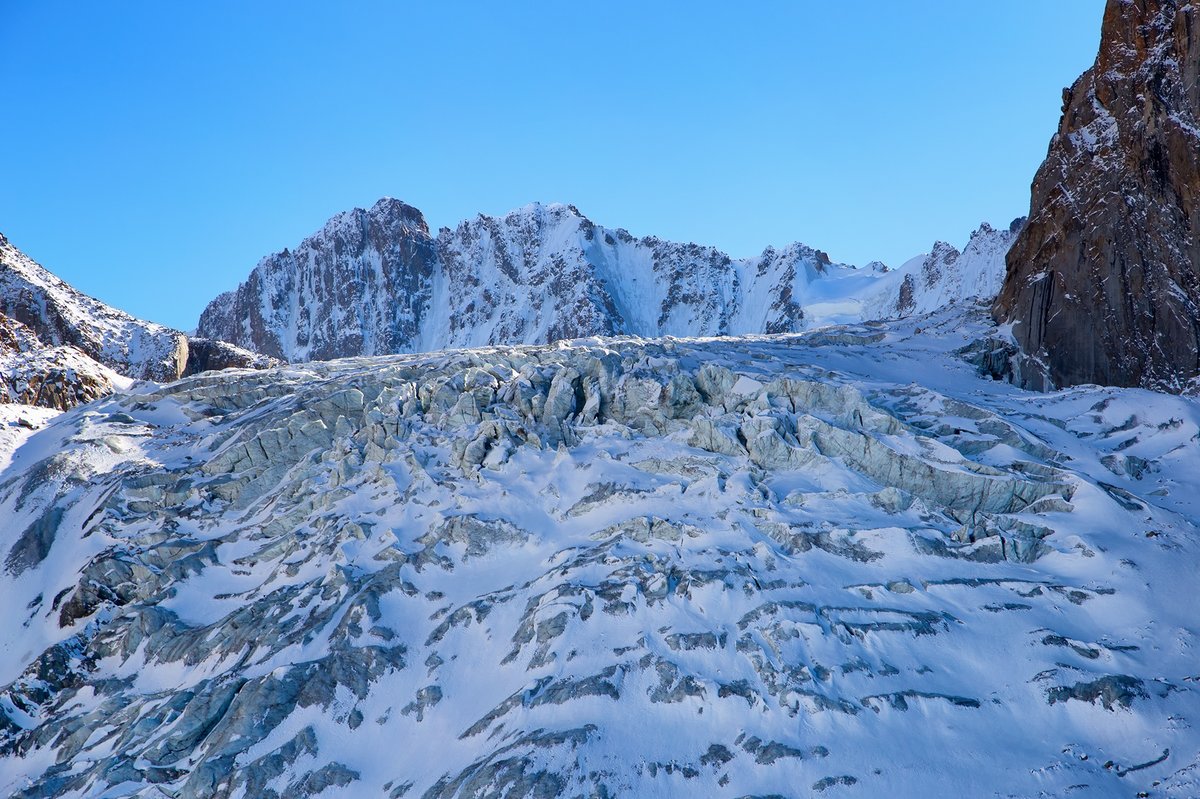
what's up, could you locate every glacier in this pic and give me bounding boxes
[0,305,1197,798]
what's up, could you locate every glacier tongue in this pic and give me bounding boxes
[0,309,1197,798]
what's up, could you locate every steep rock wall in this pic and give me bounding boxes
[995,0,1200,389]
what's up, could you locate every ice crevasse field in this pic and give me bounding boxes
[0,304,1196,798]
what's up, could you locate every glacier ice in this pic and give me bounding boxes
[0,309,1197,797]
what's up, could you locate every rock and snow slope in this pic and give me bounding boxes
[0,313,126,411]
[0,233,189,384]
[0,234,278,411]
[0,307,1197,798]
[197,198,1019,362]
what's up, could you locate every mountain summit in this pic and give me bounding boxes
[995,0,1200,389]
[198,199,1016,361]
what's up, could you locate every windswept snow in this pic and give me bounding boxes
[0,405,57,473]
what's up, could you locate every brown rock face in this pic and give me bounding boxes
[994,0,1200,389]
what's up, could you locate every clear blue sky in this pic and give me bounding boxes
[1,1,1105,331]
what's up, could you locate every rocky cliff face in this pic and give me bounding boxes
[0,313,1196,797]
[198,199,1014,362]
[994,0,1200,390]
[197,199,439,362]
[426,203,824,349]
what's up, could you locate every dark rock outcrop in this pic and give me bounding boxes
[995,0,1200,389]
[183,338,281,377]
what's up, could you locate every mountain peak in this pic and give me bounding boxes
[498,201,590,226]
[327,196,431,239]
[198,198,1015,362]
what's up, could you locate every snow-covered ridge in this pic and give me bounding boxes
[197,198,1020,362]
[0,233,189,383]
[1,309,1196,797]
[0,234,281,410]
[859,219,1025,320]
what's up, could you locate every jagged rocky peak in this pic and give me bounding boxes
[881,221,1019,319]
[196,197,440,363]
[431,202,630,348]
[430,200,803,346]
[995,0,1200,389]
[197,197,840,361]
[199,198,1018,364]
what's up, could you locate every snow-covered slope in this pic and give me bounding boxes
[1,308,1196,798]
[197,199,1017,362]
[0,233,189,383]
[424,204,830,349]
[0,405,57,473]
[859,220,1023,320]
